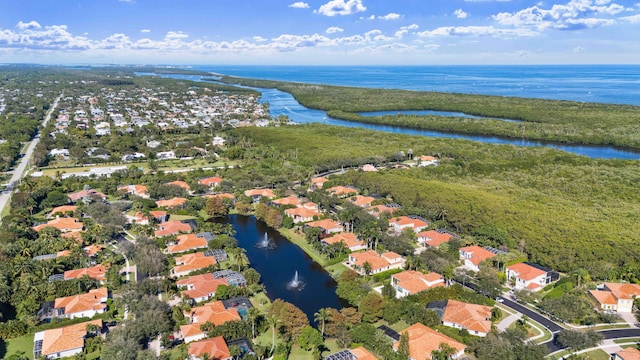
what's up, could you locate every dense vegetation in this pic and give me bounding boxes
[230,124,640,274]
[220,76,640,149]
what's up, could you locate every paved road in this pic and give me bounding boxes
[498,296,565,334]
[0,94,62,222]
[546,328,640,354]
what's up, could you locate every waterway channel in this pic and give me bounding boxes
[214,215,348,321]
[136,72,640,160]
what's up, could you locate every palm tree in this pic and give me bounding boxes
[229,247,249,271]
[314,308,329,338]
[267,315,281,354]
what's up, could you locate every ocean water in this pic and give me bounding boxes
[194,65,640,106]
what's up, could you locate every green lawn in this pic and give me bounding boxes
[278,228,329,266]
[289,344,315,360]
[3,333,34,359]
[249,292,271,313]
[168,214,198,221]
[578,349,611,360]
[615,338,640,344]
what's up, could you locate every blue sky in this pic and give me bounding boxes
[0,0,638,65]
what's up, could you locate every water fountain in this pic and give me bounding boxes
[286,270,304,290]
[256,232,276,249]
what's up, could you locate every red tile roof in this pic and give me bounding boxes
[54,288,108,315]
[67,189,106,202]
[418,230,453,247]
[173,252,217,277]
[177,273,229,300]
[271,195,301,206]
[244,188,276,198]
[616,348,640,360]
[166,233,208,254]
[459,245,496,266]
[33,218,84,233]
[306,219,343,232]
[64,264,107,281]
[166,180,191,190]
[506,262,547,281]
[155,220,192,237]
[37,319,102,356]
[389,216,429,230]
[392,270,445,295]
[155,197,188,208]
[393,323,466,360]
[181,301,240,339]
[443,300,492,335]
[188,336,231,360]
[50,205,78,216]
[198,177,223,186]
[322,233,365,249]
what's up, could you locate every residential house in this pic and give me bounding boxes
[49,205,77,217]
[212,136,226,146]
[172,252,217,278]
[350,195,376,208]
[321,232,367,252]
[117,184,149,198]
[188,336,232,360]
[180,301,241,343]
[459,246,497,272]
[33,218,84,233]
[198,176,223,187]
[391,270,445,298]
[417,155,439,167]
[589,282,640,313]
[155,220,193,237]
[244,188,276,202]
[67,189,106,203]
[177,273,229,303]
[33,319,102,359]
[348,250,405,275]
[53,288,109,319]
[156,150,176,159]
[614,348,640,360]
[389,216,429,234]
[166,180,191,192]
[506,262,557,292]
[166,233,213,254]
[156,197,188,209]
[305,219,343,237]
[367,204,399,219]
[64,264,107,282]
[417,230,454,248]
[49,148,70,160]
[285,207,320,224]
[125,212,151,225]
[150,210,169,223]
[361,164,378,172]
[392,323,466,360]
[326,186,358,198]
[441,300,492,337]
[310,176,328,190]
[271,195,301,207]
[326,346,378,360]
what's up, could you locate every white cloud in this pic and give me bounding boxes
[493,0,626,31]
[140,29,151,33]
[395,29,408,38]
[326,26,344,34]
[424,44,440,51]
[417,25,537,37]
[406,23,419,30]
[253,36,267,42]
[316,0,366,16]
[378,13,402,20]
[360,14,376,20]
[621,13,640,23]
[16,21,41,30]
[454,9,468,19]
[573,46,585,52]
[288,2,310,9]
[165,31,188,40]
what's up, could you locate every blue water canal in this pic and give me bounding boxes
[136,72,640,160]
[215,215,348,321]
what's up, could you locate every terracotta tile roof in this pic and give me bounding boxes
[311,177,328,185]
[272,195,301,206]
[419,155,437,161]
[418,230,453,247]
[362,164,377,172]
[198,177,223,186]
[181,301,240,339]
[589,290,618,305]
[177,273,229,300]
[350,195,376,207]
[61,231,84,242]
[350,346,378,360]
[302,202,318,210]
[322,233,365,249]
[368,204,398,218]
[64,264,107,281]
[326,186,358,197]
[155,220,192,237]
[459,245,497,266]
[605,282,640,300]
[188,336,231,360]
[83,244,104,257]
[117,184,148,196]
[392,270,445,295]
[173,252,217,277]
[506,262,547,281]
[350,250,401,272]
[67,189,106,202]
[166,180,191,190]
[616,348,640,360]
[155,197,188,208]
[54,288,108,315]
[389,216,429,230]
[150,210,168,220]
[393,323,466,360]
[57,250,72,257]
[50,205,78,216]
[166,233,209,254]
[285,207,320,220]
[526,282,542,290]
[306,219,343,232]
[244,188,276,198]
[443,300,492,335]
[33,218,84,232]
[37,319,102,356]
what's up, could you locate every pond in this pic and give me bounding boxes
[214,215,348,321]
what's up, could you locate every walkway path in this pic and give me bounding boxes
[497,312,522,332]
[0,93,62,223]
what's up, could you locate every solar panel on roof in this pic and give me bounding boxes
[377,324,400,341]
[325,349,356,360]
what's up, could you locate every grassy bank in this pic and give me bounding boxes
[220,76,640,149]
[278,228,329,266]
